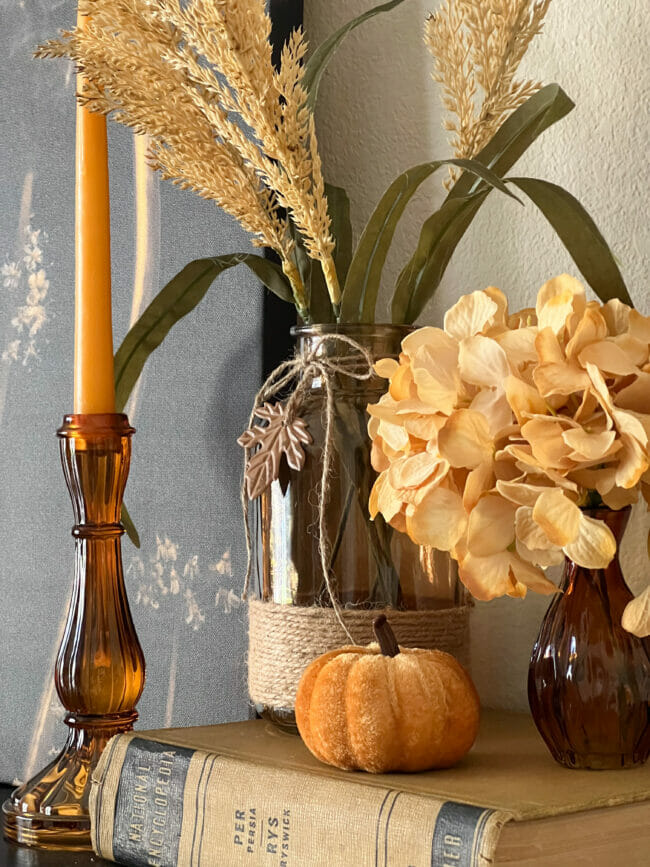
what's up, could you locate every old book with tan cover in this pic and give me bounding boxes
[90,710,650,867]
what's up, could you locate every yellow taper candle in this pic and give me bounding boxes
[74,10,115,414]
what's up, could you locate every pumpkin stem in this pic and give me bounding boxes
[373,614,400,657]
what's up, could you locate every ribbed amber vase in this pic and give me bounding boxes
[528,507,650,770]
[2,414,145,849]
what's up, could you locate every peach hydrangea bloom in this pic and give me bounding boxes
[368,276,650,633]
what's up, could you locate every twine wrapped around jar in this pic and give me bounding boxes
[248,601,472,710]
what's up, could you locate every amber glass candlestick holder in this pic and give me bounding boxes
[2,413,145,850]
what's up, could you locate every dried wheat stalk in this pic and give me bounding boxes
[426,0,552,183]
[37,0,340,316]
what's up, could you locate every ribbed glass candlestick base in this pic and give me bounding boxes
[2,414,145,850]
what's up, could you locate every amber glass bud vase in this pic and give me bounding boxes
[528,507,650,770]
[2,414,145,849]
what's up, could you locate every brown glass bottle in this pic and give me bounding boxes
[2,414,145,849]
[528,507,650,770]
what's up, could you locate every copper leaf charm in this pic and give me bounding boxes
[238,402,312,499]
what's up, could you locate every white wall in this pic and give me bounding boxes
[305,0,650,710]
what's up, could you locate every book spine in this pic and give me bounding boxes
[90,734,508,867]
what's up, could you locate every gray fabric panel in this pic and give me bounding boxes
[0,1,260,784]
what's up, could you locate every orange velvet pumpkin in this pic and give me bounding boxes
[295,615,480,773]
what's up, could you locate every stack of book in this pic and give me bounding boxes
[90,710,650,866]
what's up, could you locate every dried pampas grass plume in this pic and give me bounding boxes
[426,0,552,183]
[36,0,340,318]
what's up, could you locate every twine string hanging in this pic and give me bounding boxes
[241,334,375,642]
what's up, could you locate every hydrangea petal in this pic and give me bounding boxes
[405,487,466,550]
[402,327,457,360]
[444,290,498,341]
[612,407,649,447]
[563,513,616,569]
[515,505,557,551]
[601,485,639,509]
[616,373,650,414]
[505,375,548,423]
[510,555,558,595]
[402,463,450,505]
[536,275,586,334]
[411,344,462,414]
[561,427,617,460]
[370,438,391,473]
[602,298,631,335]
[495,327,538,369]
[469,388,513,436]
[389,362,416,400]
[516,535,565,568]
[622,586,650,638]
[615,433,649,489]
[578,340,639,376]
[402,414,445,441]
[378,419,409,452]
[463,461,494,511]
[467,495,516,557]
[393,399,441,416]
[496,478,555,506]
[569,466,617,495]
[374,358,399,378]
[482,286,509,330]
[388,451,440,490]
[368,474,383,518]
[534,328,591,396]
[565,307,608,358]
[459,335,510,387]
[612,334,648,368]
[522,417,576,470]
[532,489,580,546]
[375,474,403,522]
[438,409,493,468]
[458,552,518,600]
[629,310,650,343]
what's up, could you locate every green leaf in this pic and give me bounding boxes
[391,86,576,323]
[451,84,575,198]
[506,177,633,307]
[114,254,293,411]
[341,158,518,324]
[393,190,489,323]
[326,182,353,285]
[121,503,140,548]
[303,0,409,111]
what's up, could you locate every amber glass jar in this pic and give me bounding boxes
[250,325,467,729]
[528,507,650,770]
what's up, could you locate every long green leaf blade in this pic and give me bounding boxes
[342,158,518,323]
[114,254,293,411]
[394,191,489,323]
[507,177,633,306]
[326,182,353,284]
[451,84,575,199]
[303,0,408,111]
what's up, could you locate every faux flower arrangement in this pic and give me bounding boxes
[38,0,629,391]
[367,276,650,634]
[37,0,632,548]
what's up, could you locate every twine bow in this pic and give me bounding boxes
[241,334,375,641]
